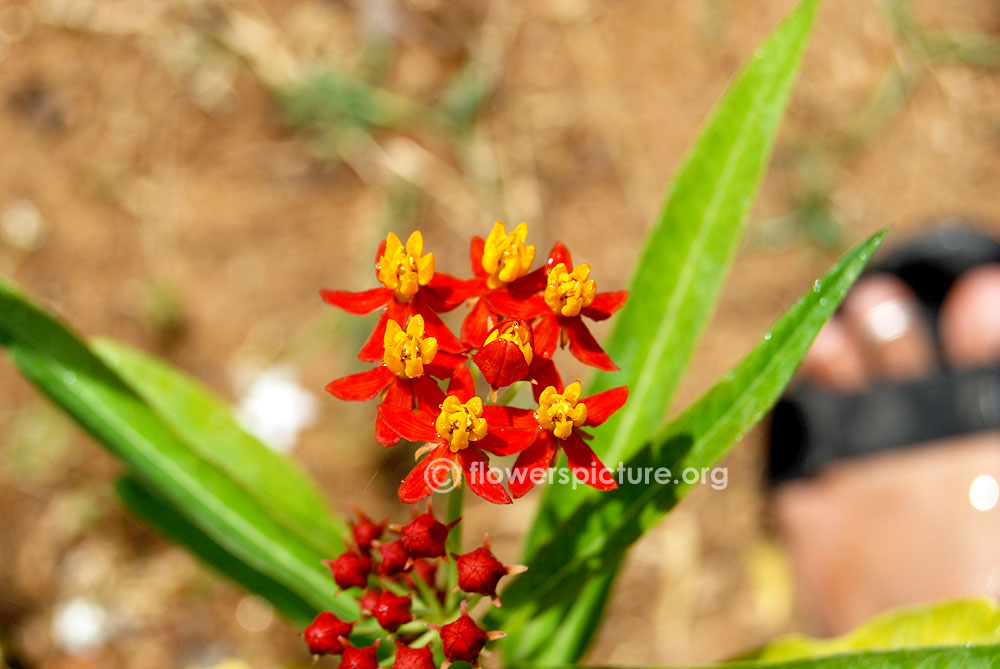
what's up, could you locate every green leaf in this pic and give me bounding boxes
[573,645,1000,669]
[497,230,884,664]
[733,645,1000,669]
[590,0,822,471]
[521,0,822,570]
[742,599,1000,663]
[92,339,347,558]
[503,0,823,661]
[0,277,356,621]
[115,476,320,627]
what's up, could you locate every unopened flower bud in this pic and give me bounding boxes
[372,591,413,632]
[455,535,527,606]
[397,511,458,559]
[435,601,504,668]
[337,638,380,669]
[377,539,411,577]
[391,641,436,669]
[303,612,354,656]
[326,551,372,590]
[351,508,387,553]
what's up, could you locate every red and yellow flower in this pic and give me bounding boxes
[490,242,628,371]
[460,222,547,348]
[321,231,476,361]
[486,360,628,497]
[326,314,464,445]
[378,369,537,505]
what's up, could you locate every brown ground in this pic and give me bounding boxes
[1,0,999,667]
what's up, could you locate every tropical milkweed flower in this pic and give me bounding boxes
[321,231,476,361]
[326,314,464,445]
[490,242,628,371]
[485,360,628,497]
[460,222,546,348]
[378,369,537,504]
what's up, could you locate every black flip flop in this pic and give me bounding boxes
[769,222,1000,484]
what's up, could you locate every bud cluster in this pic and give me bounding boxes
[303,504,522,668]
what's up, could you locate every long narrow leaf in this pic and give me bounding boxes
[0,278,356,621]
[520,0,821,574]
[93,339,346,558]
[570,645,1000,669]
[742,599,1000,662]
[498,230,883,663]
[503,1,822,662]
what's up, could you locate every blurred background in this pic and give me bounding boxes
[1,0,999,667]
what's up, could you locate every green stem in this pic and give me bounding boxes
[444,486,464,612]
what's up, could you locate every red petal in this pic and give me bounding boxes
[581,291,628,321]
[582,386,629,427]
[508,435,558,498]
[374,240,387,271]
[425,351,466,379]
[565,317,619,371]
[423,273,484,312]
[412,300,465,354]
[412,375,445,413]
[546,242,572,270]
[383,380,411,408]
[460,299,497,349]
[527,357,562,400]
[458,448,511,505]
[507,266,547,296]
[445,365,476,402]
[399,445,456,504]
[359,301,408,362]
[532,315,561,360]
[377,405,438,442]
[320,287,393,315]
[562,433,617,491]
[484,291,548,319]
[375,381,411,446]
[469,237,487,278]
[482,405,535,428]
[326,366,394,401]
[478,426,540,456]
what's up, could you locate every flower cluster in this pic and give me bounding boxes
[324,224,629,504]
[304,506,519,668]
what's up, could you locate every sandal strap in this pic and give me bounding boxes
[769,363,1000,484]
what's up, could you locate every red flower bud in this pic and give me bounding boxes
[391,643,436,669]
[326,551,372,590]
[377,539,410,577]
[454,536,526,605]
[351,508,387,553]
[438,601,500,666]
[372,590,413,632]
[337,639,380,669]
[398,512,458,559]
[473,319,533,390]
[303,611,354,656]
[360,588,380,617]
